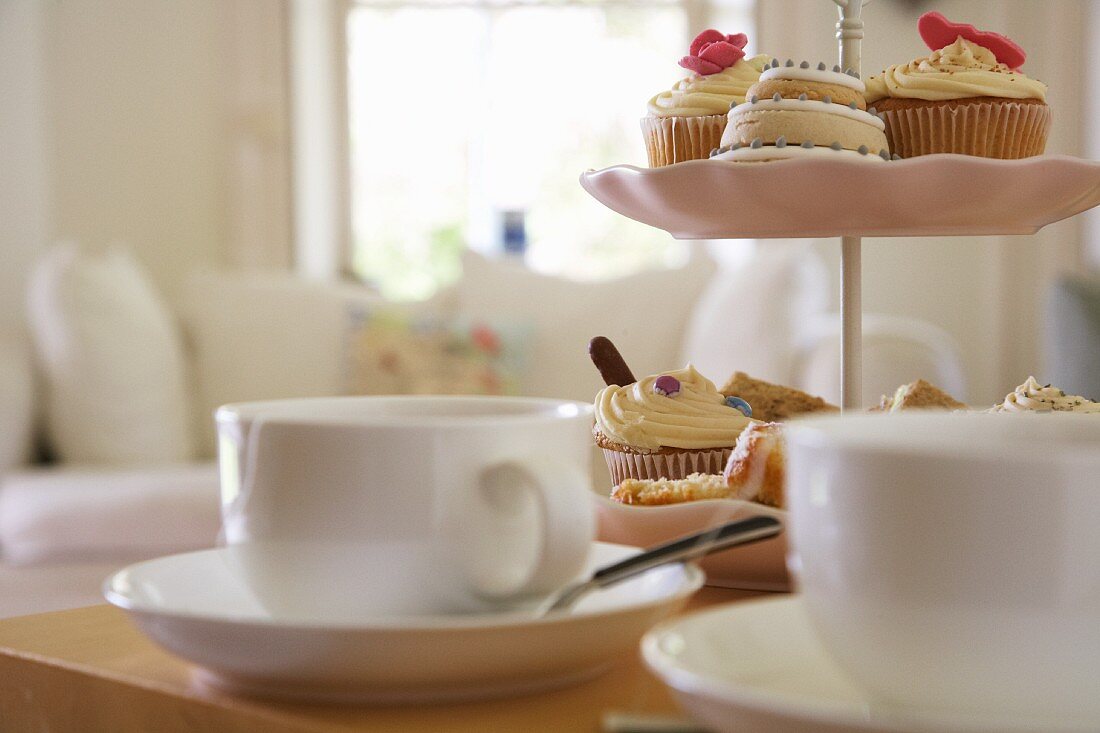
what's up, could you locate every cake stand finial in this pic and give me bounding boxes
[833,0,871,77]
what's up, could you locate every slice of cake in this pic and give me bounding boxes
[723,422,785,509]
[875,379,966,412]
[719,371,838,422]
[610,473,732,505]
[710,59,894,162]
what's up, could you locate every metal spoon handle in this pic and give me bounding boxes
[592,515,782,589]
[544,515,782,613]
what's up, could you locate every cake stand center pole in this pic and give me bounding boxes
[835,0,869,410]
[840,236,862,410]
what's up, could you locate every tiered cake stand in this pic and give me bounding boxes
[581,0,1100,409]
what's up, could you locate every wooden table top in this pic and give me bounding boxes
[0,587,771,733]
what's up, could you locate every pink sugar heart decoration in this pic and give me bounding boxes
[917,11,1026,69]
[679,29,750,75]
[678,55,724,76]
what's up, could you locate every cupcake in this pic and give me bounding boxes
[712,59,892,163]
[986,377,1100,413]
[594,364,759,484]
[865,11,1050,159]
[642,30,769,167]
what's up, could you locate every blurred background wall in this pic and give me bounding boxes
[2,0,1097,404]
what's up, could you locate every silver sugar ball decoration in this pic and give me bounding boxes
[832,64,841,73]
[858,145,869,155]
[709,148,719,157]
[750,137,763,149]
[785,59,794,67]
[772,92,782,102]
[775,136,787,148]
[823,95,833,105]
[830,141,843,151]
[801,140,814,149]
[892,153,902,160]
[799,61,809,69]
[879,149,891,160]
[749,94,758,104]
[868,106,878,115]
[817,62,827,71]
[798,93,808,101]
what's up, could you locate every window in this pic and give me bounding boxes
[346,0,754,299]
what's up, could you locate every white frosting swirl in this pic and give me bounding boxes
[988,376,1100,413]
[759,64,866,92]
[865,37,1047,103]
[595,364,757,450]
[648,55,770,117]
[711,145,887,163]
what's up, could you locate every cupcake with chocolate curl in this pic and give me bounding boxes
[594,364,759,485]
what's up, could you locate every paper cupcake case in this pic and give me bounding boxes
[602,446,733,485]
[881,100,1051,159]
[640,114,727,167]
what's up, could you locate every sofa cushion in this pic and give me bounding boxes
[344,306,533,397]
[678,243,829,388]
[25,245,193,464]
[178,272,389,456]
[454,250,717,402]
[0,335,35,473]
[0,463,220,565]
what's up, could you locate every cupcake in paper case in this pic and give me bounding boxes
[864,11,1050,159]
[593,364,759,485]
[986,377,1100,413]
[642,30,770,167]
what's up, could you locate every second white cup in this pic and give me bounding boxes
[786,413,1100,725]
[216,395,596,620]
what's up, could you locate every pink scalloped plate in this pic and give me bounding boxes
[591,488,791,592]
[580,155,1100,239]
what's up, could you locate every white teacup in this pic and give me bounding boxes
[786,413,1100,725]
[215,396,595,619]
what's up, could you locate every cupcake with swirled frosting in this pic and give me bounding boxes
[986,377,1100,414]
[594,364,760,485]
[865,12,1050,158]
[642,30,769,167]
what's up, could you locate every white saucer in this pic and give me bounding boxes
[104,542,703,703]
[642,597,1098,733]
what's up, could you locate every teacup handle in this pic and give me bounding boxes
[473,457,594,601]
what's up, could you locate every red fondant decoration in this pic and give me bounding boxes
[679,30,748,76]
[917,11,1026,69]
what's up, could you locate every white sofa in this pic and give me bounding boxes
[0,243,966,618]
